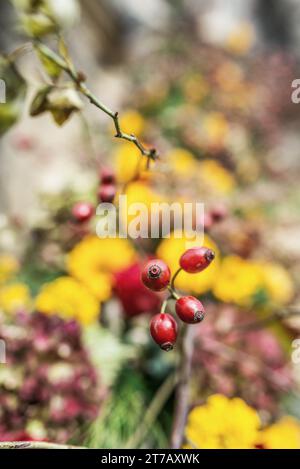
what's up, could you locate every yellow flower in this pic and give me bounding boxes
[157,232,220,294]
[185,394,260,449]
[213,255,263,305]
[0,254,19,284]
[114,142,148,184]
[35,276,99,325]
[121,180,165,229]
[0,283,31,314]
[166,148,198,177]
[257,417,300,449]
[118,110,145,137]
[226,23,254,56]
[199,159,235,194]
[67,235,136,301]
[260,262,294,305]
[202,112,229,146]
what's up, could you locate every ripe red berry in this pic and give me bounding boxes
[100,167,115,184]
[175,296,205,324]
[141,259,171,291]
[71,202,94,223]
[150,313,178,351]
[98,183,116,203]
[179,246,215,273]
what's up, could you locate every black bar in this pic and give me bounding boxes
[0,449,298,466]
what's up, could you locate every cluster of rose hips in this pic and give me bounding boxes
[141,247,215,351]
[71,167,116,224]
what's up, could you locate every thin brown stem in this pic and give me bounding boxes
[167,285,180,300]
[34,42,158,161]
[161,295,172,314]
[171,267,182,291]
[170,325,196,449]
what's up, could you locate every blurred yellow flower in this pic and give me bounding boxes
[166,148,198,177]
[226,23,254,56]
[118,110,145,137]
[0,254,19,284]
[213,257,294,306]
[35,276,99,324]
[122,180,165,229]
[185,394,260,449]
[213,256,263,305]
[213,255,263,306]
[67,235,136,301]
[0,283,31,314]
[260,262,294,305]
[114,142,148,184]
[203,112,229,146]
[157,232,220,295]
[199,159,235,194]
[257,417,300,449]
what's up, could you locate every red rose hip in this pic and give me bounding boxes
[71,202,94,223]
[141,259,170,291]
[175,296,205,324]
[150,313,178,351]
[179,246,215,273]
[98,184,116,203]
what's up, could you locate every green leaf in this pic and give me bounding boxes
[37,49,62,79]
[20,12,57,37]
[0,103,21,135]
[0,56,27,135]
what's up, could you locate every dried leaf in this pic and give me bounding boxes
[29,85,52,116]
[48,88,83,125]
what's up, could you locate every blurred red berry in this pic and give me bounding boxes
[71,202,94,223]
[98,184,116,203]
[210,204,228,223]
[100,167,115,184]
[175,296,205,324]
[141,259,170,291]
[180,246,215,273]
[150,313,178,351]
[114,263,161,317]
